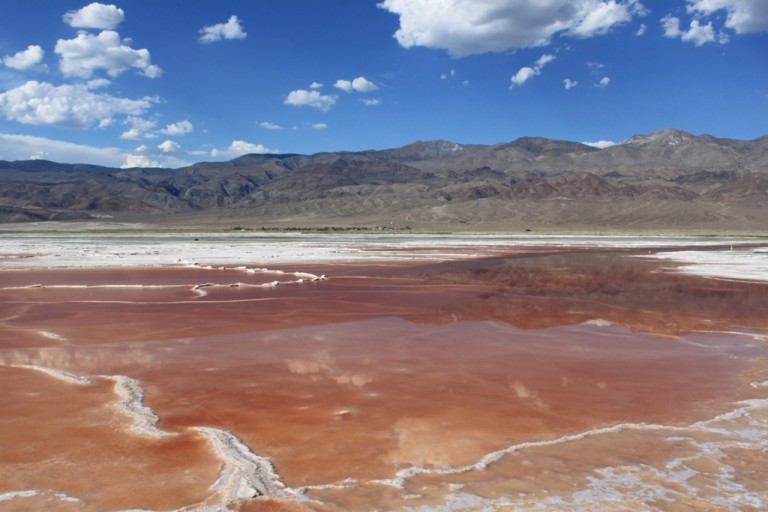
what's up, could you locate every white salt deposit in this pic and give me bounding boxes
[193,426,304,504]
[1,232,764,270]
[105,375,176,438]
[646,247,768,282]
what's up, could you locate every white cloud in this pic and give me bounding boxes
[334,76,379,93]
[352,76,378,92]
[511,66,538,86]
[597,76,611,87]
[662,15,718,45]
[569,0,641,38]
[564,78,578,89]
[160,120,193,136]
[636,23,647,35]
[158,140,181,153]
[310,81,323,89]
[259,121,282,130]
[120,116,157,140]
[378,0,648,57]
[199,15,247,44]
[122,153,161,168]
[210,140,279,159]
[312,123,328,130]
[64,2,125,30]
[0,132,125,166]
[335,79,353,92]
[0,80,157,128]
[284,89,337,111]
[123,142,192,168]
[510,53,555,87]
[2,45,46,71]
[86,78,111,89]
[535,54,556,68]
[361,98,382,106]
[55,30,162,78]
[583,139,617,148]
[687,0,768,34]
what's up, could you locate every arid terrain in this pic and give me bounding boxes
[2,128,767,231]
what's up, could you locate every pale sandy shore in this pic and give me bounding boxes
[1,233,767,511]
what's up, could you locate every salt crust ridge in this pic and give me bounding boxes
[1,264,327,299]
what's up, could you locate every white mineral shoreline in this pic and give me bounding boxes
[1,232,765,271]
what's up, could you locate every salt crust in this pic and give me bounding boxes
[1,233,763,270]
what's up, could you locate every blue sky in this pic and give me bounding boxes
[0,0,766,168]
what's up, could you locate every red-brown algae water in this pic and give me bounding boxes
[1,244,767,511]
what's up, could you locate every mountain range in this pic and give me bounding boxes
[2,128,767,231]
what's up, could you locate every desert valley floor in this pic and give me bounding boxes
[1,230,767,511]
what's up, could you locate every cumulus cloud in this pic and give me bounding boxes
[199,15,247,43]
[511,53,555,87]
[123,142,192,168]
[564,78,578,89]
[687,0,768,34]
[86,78,111,89]
[378,0,647,56]
[662,15,719,45]
[55,30,162,78]
[64,2,125,30]
[0,132,125,166]
[312,123,328,130]
[361,98,382,106]
[120,116,157,140]
[309,82,323,89]
[122,153,160,168]
[160,119,193,136]
[636,23,647,35]
[259,121,282,130]
[284,89,337,111]
[0,80,157,128]
[511,66,538,86]
[2,45,46,71]
[569,0,641,38]
[210,140,279,159]
[597,76,611,87]
[334,76,379,93]
[158,139,180,153]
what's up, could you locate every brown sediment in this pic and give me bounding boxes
[1,247,768,510]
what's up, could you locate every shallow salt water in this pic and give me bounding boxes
[1,233,767,511]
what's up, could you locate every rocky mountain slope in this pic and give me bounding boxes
[1,129,767,230]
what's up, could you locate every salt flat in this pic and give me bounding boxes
[1,233,767,511]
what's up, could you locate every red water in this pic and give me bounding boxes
[2,249,767,511]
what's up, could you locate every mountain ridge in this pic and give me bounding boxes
[2,129,767,230]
